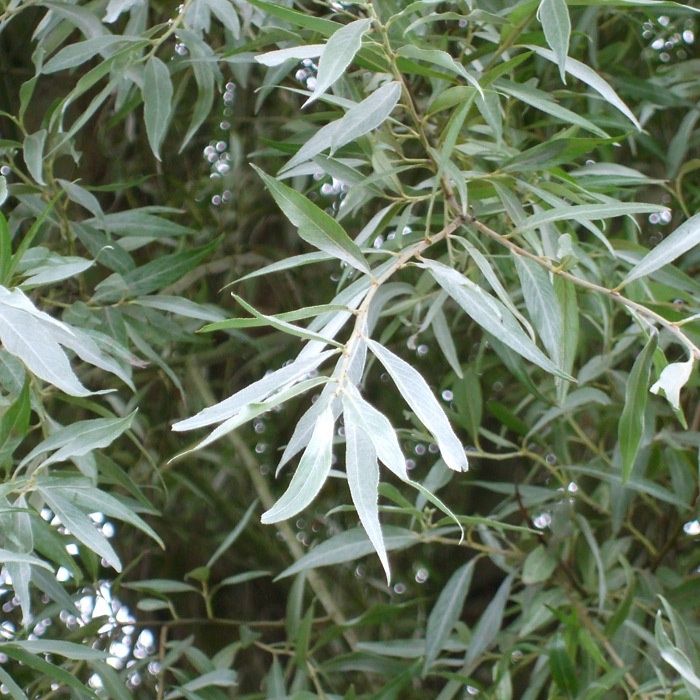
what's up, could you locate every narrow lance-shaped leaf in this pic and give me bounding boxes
[255,44,324,66]
[537,0,570,83]
[345,411,390,582]
[38,489,121,571]
[516,202,667,231]
[423,560,476,674]
[143,56,173,161]
[366,338,468,472]
[396,45,483,96]
[173,348,337,431]
[342,382,407,480]
[619,331,657,483]
[23,129,47,185]
[621,212,700,287]
[464,573,514,670]
[304,18,371,107]
[276,525,417,579]
[513,255,562,366]
[261,406,334,524]
[526,45,641,130]
[655,611,700,691]
[19,412,136,470]
[252,165,370,274]
[281,81,401,173]
[0,287,92,396]
[423,260,570,380]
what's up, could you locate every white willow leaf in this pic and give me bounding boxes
[464,573,514,669]
[527,45,641,130]
[423,260,569,379]
[517,202,667,231]
[423,560,476,674]
[345,413,389,581]
[253,165,370,274]
[261,406,334,523]
[623,212,700,286]
[38,489,121,571]
[23,130,46,185]
[366,339,467,472]
[143,56,173,161]
[342,383,407,480]
[650,358,694,411]
[396,45,483,96]
[513,256,562,365]
[20,412,136,470]
[255,44,324,66]
[0,287,91,396]
[304,19,371,107]
[0,549,53,571]
[537,0,570,83]
[173,349,336,431]
[282,82,401,172]
[176,377,327,457]
[276,525,417,579]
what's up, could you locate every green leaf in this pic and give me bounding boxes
[227,294,343,347]
[0,548,53,571]
[423,560,476,674]
[516,202,667,231]
[622,212,700,287]
[42,36,142,73]
[0,646,100,699]
[5,639,109,660]
[143,56,173,161]
[656,612,700,690]
[276,525,417,579]
[305,19,372,107]
[0,379,30,467]
[19,412,136,470]
[23,129,46,185]
[37,489,121,571]
[345,406,388,581]
[526,45,641,130]
[282,81,401,173]
[396,45,483,96]
[0,667,28,700]
[513,256,562,366]
[619,331,657,482]
[522,544,557,585]
[424,260,569,379]
[366,339,467,472]
[207,499,258,568]
[548,634,579,697]
[173,349,336,430]
[464,573,514,669]
[342,382,407,480]
[123,579,199,593]
[88,661,133,700]
[0,287,93,396]
[261,406,334,524]
[170,669,238,696]
[255,44,324,66]
[496,79,608,137]
[252,165,370,274]
[537,0,570,83]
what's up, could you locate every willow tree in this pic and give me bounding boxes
[0,0,699,697]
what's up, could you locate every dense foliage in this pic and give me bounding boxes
[1,0,699,697]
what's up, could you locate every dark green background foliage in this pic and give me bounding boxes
[0,0,699,697]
